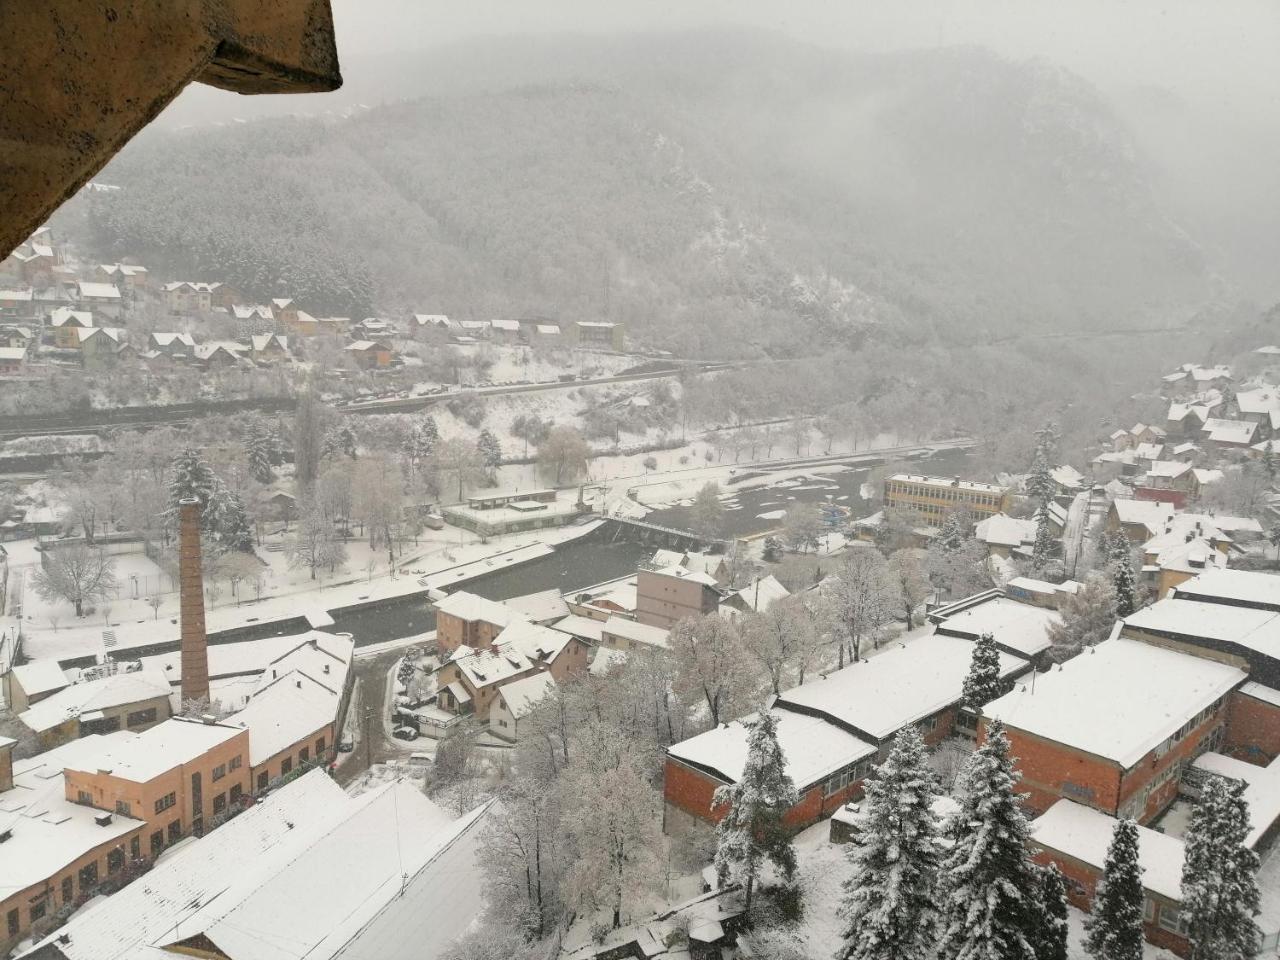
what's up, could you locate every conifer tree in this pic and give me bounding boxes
[1032,501,1056,570]
[1034,863,1070,960]
[419,415,440,453]
[477,429,503,474]
[839,725,941,960]
[1112,549,1136,617]
[962,632,1003,711]
[1181,776,1262,960]
[243,419,275,484]
[1083,819,1145,960]
[936,720,1041,960]
[713,710,800,914]
[1027,450,1056,507]
[937,510,969,554]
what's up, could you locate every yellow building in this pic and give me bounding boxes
[883,474,1011,523]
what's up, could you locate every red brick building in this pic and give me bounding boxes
[983,637,1245,823]
[433,591,516,657]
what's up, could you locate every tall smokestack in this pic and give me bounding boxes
[179,498,210,705]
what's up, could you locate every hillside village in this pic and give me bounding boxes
[4,240,1280,960]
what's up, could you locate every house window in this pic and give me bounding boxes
[315,737,325,756]
[1157,905,1190,935]
[6,909,17,937]
[212,793,226,815]
[300,746,309,764]
[107,848,124,874]
[229,755,242,771]
[126,707,157,726]
[77,790,92,805]
[1143,898,1156,923]
[281,757,293,777]
[61,877,73,904]
[29,900,46,923]
[211,764,226,782]
[150,831,164,856]
[78,862,98,890]
[257,771,269,791]
[130,836,141,860]
[154,792,176,814]
[167,820,181,843]
[115,800,131,816]
[230,783,243,804]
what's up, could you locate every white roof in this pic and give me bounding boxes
[985,638,1245,768]
[65,716,245,783]
[0,734,144,898]
[1146,459,1190,479]
[0,345,25,360]
[1049,464,1086,488]
[229,671,339,766]
[501,588,570,623]
[0,287,34,300]
[726,575,790,613]
[1006,576,1079,597]
[1032,799,1186,900]
[1242,682,1280,708]
[777,633,1027,741]
[974,513,1036,548]
[1202,418,1256,443]
[1192,468,1224,485]
[649,564,720,588]
[550,613,606,643]
[49,306,92,327]
[434,590,516,627]
[151,331,196,348]
[411,313,450,326]
[1124,598,1280,659]
[535,324,560,335]
[602,615,670,649]
[9,659,71,697]
[19,668,171,734]
[490,318,520,332]
[496,672,557,719]
[1171,568,1280,610]
[1237,388,1280,415]
[493,620,574,663]
[1191,752,1280,849]
[76,281,121,299]
[668,708,876,790]
[932,595,1060,657]
[889,473,1006,494]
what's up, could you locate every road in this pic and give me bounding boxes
[332,642,418,786]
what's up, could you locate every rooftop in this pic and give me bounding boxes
[501,588,570,624]
[888,474,1006,494]
[1123,597,1280,659]
[19,668,171,734]
[985,638,1246,768]
[602,615,670,649]
[229,672,341,767]
[668,709,875,790]
[9,660,71,698]
[433,590,518,627]
[974,513,1036,548]
[776,633,1028,742]
[65,717,246,783]
[496,672,557,719]
[931,595,1060,657]
[1171,568,1280,611]
[1032,799,1185,900]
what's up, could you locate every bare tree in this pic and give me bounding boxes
[739,596,824,695]
[433,435,486,502]
[670,614,759,728]
[822,547,896,664]
[887,548,932,627]
[32,545,118,618]
[782,502,824,553]
[286,499,346,580]
[537,426,591,485]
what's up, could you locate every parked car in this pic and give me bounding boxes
[392,725,419,741]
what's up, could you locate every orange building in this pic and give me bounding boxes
[433,591,517,657]
[63,717,250,851]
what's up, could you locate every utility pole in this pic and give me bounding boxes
[363,706,374,771]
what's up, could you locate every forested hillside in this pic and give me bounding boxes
[81,31,1217,355]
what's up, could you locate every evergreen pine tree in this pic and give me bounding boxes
[243,419,275,484]
[1083,819,1145,960]
[167,448,216,521]
[419,415,439,453]
[713,710,800,914]
[937,511,968,553]
[839,724,941,960]
[1027,450,1056,506]
[336,423,357,459]
[936,720,1041,960]
[477,429,503,473]
[962,632,1003,710]
[1032,502,1056,570]
[1034,863,1070,960]
[1112,550,1136,618]
[1181,776,1262,960]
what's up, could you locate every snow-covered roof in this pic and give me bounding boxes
[1255,346,1280,355]
[1241,681,1280,708]
[489,318,520,332]
[30,770,482,960]
[668,709,876,790]
[985,638,1245,768]
[494,620,574,663]
[1192,468,1224,486]
[1191,752,1280,849]
[648,564,720,588]
[9,659,71,698]
[496,672,557,719]
[1032,799,1185,901]
[889,473,1007,494]
[1145,459,1190,479]
[19,668,171,734]
[434,590,517,627]
[590,647,629,676]
[535,323,560,335]
[501,588,569,624]
[602,615,670,649]
[75,281,121,300]
[1006,576,1079,598]
[1147,536,1227,576]
[1170,569,1280,611]
[49,306,92,327]
[0,345,26,361]
[1202,418,1257,444]
[725,575,790,613]
[65,716,245,783]
[1049,464,1086,489]
[776,633,1028,742]
[974,513,1035,548]
[1124,597,1280,659]
[1110,498,1175,533]
[0,287,34,301]
[411,313,450,326]
[931,595,1060,658]
[1237,388,1280,415]
[229,671,339,766]
[549,613,605,644]
[150,331,196,348]
[649,548,686,568]
[0,734,144,898]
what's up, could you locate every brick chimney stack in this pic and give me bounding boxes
[178,498,210,705]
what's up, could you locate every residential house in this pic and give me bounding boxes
[409,313,451,337]
[49,306,92,349]
[569,320,625,351]
[148,331,197,358]
[162,281,216,314]
[232,304,275,334]
[270,298,298,326]
[720,575,791,615]
[345,339,393,368]
[598,615,670,652]
[3,661,71,713]
[0,324,34,348]
[0,344,27,375]
[356,317,394,339]
[434,590,517,657]
[77,326,124,368]
[1166,393,1224,438]
[1201,417,1257,451]
[194,341,248,367]
[928,589,1062,670]
[0,287,36,322]
[973,513,1037,561]
[435,621,589,717]
[636,566,724,628]
[96,263,148,292]
[1106,499,1177,543]
[249,332,289,362]
[489,672,557,742]
[490,318,521,342]
[74,282,122,318]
